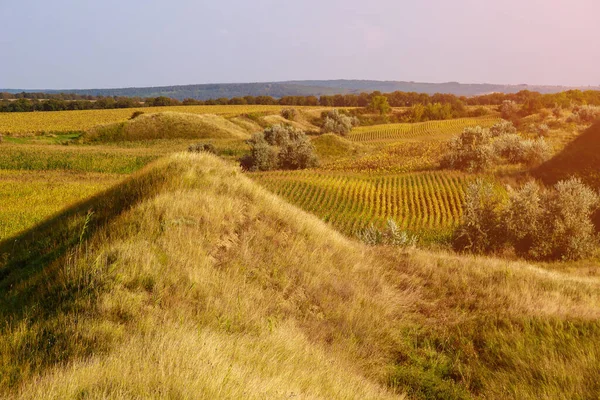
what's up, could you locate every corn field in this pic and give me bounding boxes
[349,117,499,142]
[251,170,470,239]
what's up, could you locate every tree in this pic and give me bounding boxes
[368,96,391,115]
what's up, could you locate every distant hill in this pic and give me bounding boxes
[3,80,600,100]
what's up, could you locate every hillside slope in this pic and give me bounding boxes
[534,120,600,187]
[1,154,600,399]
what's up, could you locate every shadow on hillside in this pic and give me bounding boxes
[0,161,175,389]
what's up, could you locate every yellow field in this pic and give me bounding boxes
[0,105,306,135]
[349,117,499,142]
[0,170,122,240]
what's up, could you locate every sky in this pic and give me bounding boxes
[1,0,599,89]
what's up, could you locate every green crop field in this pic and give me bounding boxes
[349,117,499,142]
[251,169,470,240]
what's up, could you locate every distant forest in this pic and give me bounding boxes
[1,88,600,114]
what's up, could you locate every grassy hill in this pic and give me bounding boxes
[2,153,600,399]
[534,120,600,188]
[83,112,251,143]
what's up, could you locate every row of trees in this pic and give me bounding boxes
[3,89,600,113]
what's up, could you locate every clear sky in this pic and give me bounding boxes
[1,0,599,89]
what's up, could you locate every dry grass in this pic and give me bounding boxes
[1,153,599,399]
[83,112,253,143]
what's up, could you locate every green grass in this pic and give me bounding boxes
[0,170,122,241]
[0,144,160,174]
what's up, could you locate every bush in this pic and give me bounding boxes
[569,105,600,123]
[552,104,562,118]
[505,178,599,260]
[489,119,516,137]
[536,124,550,137]
[440,126,495,172]
[281,108,297,121]
[493,135,551,166]
[521,137,552,166]
[188,143,216,154]
[500,100,519,120]
[453,180,504,254]
[321,109,359,136]
[493,134,526,163]
[357,219,417,247]
[129,111,144,120]
[240,124,318,171]
[456,178,599,261]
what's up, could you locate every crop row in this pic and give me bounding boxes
[251,170,469,238]
[349,117,499,142]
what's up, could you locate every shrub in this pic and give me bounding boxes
[503,182,546,258]
[505,178,599,260]
[457,178,599,261]
[500,100,519,120]
[440,126,495,172]
[129,111,144,120]
[240,124,318,171]
[552,104,562,118]
[536,124,550,137]
[521,137,552,166]
[489,119,516,137]
[493,134,526,163]
[357,219,417,247]
[281,108,297,121]
[453,180,504,254]
[321,109,359,136]
[187,143,216,154]
[569,105,600,123]
[493,135,551,166]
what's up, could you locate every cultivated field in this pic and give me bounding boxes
[251,170,470,240]
[0,105,306,135]
[349,116,499,142]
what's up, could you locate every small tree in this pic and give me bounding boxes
[368,95,391,115]
[440,126,495,172]
[321,109,359,136]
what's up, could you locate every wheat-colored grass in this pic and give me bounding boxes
[1,153,598,399]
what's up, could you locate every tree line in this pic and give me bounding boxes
[2,89,600,113]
